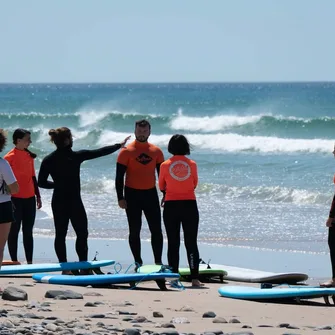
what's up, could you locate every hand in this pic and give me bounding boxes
[326,217,333,227]
[118,199,127,209]
[36,197,42,209]
[120,136,131,148]
[160,196,165,208]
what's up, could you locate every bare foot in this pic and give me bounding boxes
[192,279,204,287]
[61,270,73,275]
[320,279,335,287]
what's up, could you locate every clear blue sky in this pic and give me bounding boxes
[0,0,334,83]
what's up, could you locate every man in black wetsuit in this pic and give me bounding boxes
[38,127,130,271]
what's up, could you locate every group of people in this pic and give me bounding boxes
[1,119,335,288]
[0,120,203,287]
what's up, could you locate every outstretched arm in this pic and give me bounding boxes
[77,144,122,162]
[78,136,131,162]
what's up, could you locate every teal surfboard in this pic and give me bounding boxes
[0,260,115,275]
[218,285,335,305]
[137,264,227,282]
[33,272,180,290]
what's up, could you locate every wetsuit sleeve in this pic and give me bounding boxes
[158,164,167,192]
[32,176,41,198]
[115,163,127,201]
[329,195,335,218]
[38,159,55,189]
[156,162,162,177]
[77,144,122,162]
[31,158,41,197]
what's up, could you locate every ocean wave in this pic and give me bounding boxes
[2,109,335,136]
[169,112,335,133]
[197,183,330,205]
[98,130,334,154]
[2,127,332,155]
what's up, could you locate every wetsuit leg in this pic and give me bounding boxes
[163,201,181,274]
[21,197,36,263]
[125,187,143,265]
[328,227,335,278]
[70,198,89,262]
[52,197,70,263]
[143,188,163,264]
[181,200,200,280]
[7,197,22,262]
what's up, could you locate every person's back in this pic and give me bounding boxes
[159,155,198,201]
[40,148,84,195]
[159,134,203,287]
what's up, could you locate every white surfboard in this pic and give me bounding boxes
[200,263,308,284]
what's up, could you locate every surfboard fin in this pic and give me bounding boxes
[92,251,99,262]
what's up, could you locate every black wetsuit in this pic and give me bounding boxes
[38,144,121,262]
[328,195,335,277]
[115,163,163,265]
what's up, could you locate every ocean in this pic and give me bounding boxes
[1,82,334,261]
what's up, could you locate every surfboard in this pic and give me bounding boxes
[0,260,115,275]
[33,272,180,291]
[203,263,308,284]
[137,264,227,282]
[218,285,335,305]
[2,260,21,266]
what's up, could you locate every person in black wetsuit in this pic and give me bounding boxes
[38,127,130,270]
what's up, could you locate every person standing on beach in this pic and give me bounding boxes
[115,119,164,268]
[159,134,203,287]
[38,127,130,271]
[0,129,19,269]
[4,129,41,264]
[322,145,335,287]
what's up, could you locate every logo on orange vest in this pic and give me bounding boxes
[136,153,153,165]
[169,161,191,181]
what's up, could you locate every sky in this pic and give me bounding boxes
[0,0,334,83]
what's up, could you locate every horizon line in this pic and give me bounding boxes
[0,80,335,85]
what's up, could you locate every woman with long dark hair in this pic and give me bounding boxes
[159,134,203,287]
[38,127,130,270]
[4,129,41,264]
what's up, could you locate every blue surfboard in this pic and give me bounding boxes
[0,260,115,275]
[32,272,180,286]
[218,285,335,301]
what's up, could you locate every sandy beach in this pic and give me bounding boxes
[0,237,333,335]
[0,276,335,335]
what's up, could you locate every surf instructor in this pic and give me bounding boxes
[38,127,130,271]
[115,119,164,269]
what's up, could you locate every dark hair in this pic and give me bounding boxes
[48,127,72,148]
[13,128,37,159]
[0,129,7,153]
[168,134,192,155]
[135,119,151,130]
